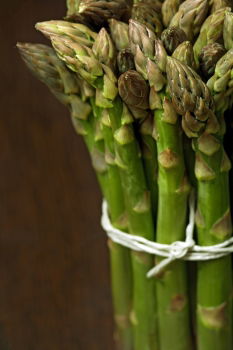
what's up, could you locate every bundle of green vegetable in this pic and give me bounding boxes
[17,1,233,349]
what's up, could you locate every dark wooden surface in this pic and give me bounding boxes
[0,1,114,349]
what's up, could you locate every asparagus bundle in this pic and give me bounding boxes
[18,1,233,349]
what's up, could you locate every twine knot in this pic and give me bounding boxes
[170,240,195,259]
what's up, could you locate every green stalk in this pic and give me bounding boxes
[91,100,134,350]
[193,136,232,350]
[118,69,158,220]
[109,97,158,350]
[194,50,233,349]
[154,94,192,350]
[128,21,192,350]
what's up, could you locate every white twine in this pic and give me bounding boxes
[101,193,233,278]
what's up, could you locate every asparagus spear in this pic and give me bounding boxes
[172,41,197,70]
[46,25,159,350]
[117,49,135,74]
[129,19,192,350]
[207,48,233,116]
[109,19,130,51]
[18,41,133,350]
[109,19,136,75]
[161,26,187,55]
[199,43,226,80]
[167,56,233,350]
[193,7,229,65]
[118,69,158,219]
[171,40,198,196]
[92,103,134,350]
[114,0,161,217]
[77,0,131,28]
[91,32,134,349]
[169,0,209,42]
[161,0,183,27]
[92,27,117,71]
[118,69,150,118]
[35,20,97,47]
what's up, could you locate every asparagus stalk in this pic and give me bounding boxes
[109,20,158,330]
[109,100,159,350]
[18,41,133,350]
[167,55,233,350]
[91,102,134,350]
[46,25,159,350]
[129,19,192,350]
[118,69,158,219]
[108,98,159,350]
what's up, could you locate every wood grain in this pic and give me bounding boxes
[0,1,114,349]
